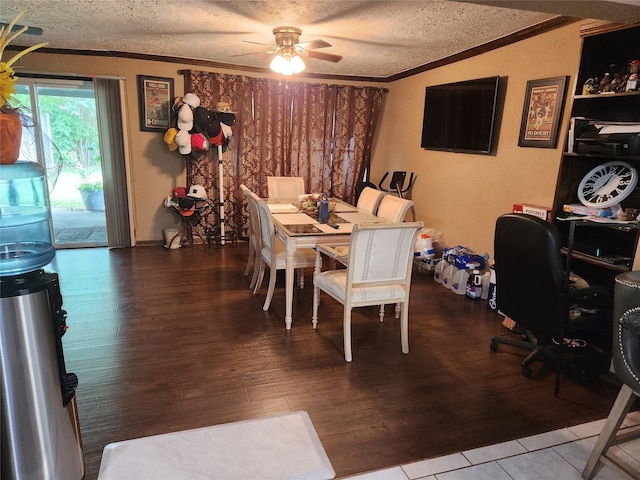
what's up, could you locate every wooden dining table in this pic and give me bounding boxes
[268,199,387,329]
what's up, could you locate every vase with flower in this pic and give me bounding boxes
[0,11,47,164]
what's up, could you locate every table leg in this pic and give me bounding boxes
[285,241,296,330]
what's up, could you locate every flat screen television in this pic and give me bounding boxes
[420,76,501,155]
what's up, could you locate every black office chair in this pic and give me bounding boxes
[490,213,611,395]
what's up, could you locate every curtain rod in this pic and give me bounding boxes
[178,69,389,92]
[18,71,125,81]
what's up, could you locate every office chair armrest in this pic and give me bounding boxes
[620,312,640,337]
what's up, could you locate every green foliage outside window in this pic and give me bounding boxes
[77,181,103,193]
[12,93,101,177]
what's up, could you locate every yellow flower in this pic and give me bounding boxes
[0,62,16,105]
[0,11,47,106]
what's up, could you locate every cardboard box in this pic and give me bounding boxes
[512,203,552,221]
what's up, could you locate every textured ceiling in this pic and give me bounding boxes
[3,1,640,79]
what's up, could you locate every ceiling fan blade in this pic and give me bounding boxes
[323,34,409,49]
[296,39,332,50]
[0,23,43,36]
[306,50,342,63]
[230,51,267,58]
[231,45,281,58]
[243,40,277,47]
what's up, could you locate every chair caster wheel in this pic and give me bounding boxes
[521,366,533,378]
[490,340,498,352]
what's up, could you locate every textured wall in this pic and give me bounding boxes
[16,21,585,246]
[372,21,585,261]
[14,53,374,242]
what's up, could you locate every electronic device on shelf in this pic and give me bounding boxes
[573,120,640,156]
[574,250,630,265]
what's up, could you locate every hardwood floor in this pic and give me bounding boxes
[49,244,622,479]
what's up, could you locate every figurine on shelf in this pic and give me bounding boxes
[626,59,640,92]
[600,72,612,92]
[582,78,597,95]
[610,66,625,93]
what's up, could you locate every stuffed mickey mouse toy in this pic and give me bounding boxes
[163,94,236,159]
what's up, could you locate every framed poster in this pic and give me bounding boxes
[518,76,568,148]
[137,75,174,131]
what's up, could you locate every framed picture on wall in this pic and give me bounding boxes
[518,76,568,148]
[137,75,174,131]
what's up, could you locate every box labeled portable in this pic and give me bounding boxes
[512,203,552,221]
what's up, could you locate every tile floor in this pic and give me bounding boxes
[340,411,640,480]
[51,208,107,245]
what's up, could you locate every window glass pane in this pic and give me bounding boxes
[14,79,107,247]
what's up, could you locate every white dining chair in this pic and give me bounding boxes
[267,176,305,201]
[241,185,262,290]
[375,195,417,323]
[312,221,423,362]
[254,197,317,311]
[376,195,414,222]
[356,186,386,215]
[325,187,389,262]
[350,194,414,321]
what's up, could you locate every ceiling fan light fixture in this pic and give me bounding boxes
[270,52,305,75]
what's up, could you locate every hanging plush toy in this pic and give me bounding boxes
[189,106,213,156]
[177,102,193,132]
[163,128,178,151]
[212,101,236,153]
[174,129,191,155]
[164,92,201,155]
[162,93,237,158]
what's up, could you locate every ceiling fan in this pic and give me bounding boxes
[240,26,342,74]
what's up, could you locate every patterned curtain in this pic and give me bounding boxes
[182,70,386,241]
[289,82,336,195]
[331,85,385,205]
[182,71,249,243]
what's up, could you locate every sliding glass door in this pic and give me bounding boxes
[14,79,107,248]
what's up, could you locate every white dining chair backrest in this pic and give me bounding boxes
[256,197,275,252]
[312,221,424,362]
[376,195,414,222]
[241,186,262,245]
[241,186,262,288]
[267,176,305,200]
[240,184,253,257]
[241,185,258,232]
[347,223,419,287]
[254,196,316,312]
[356,187,386,215]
